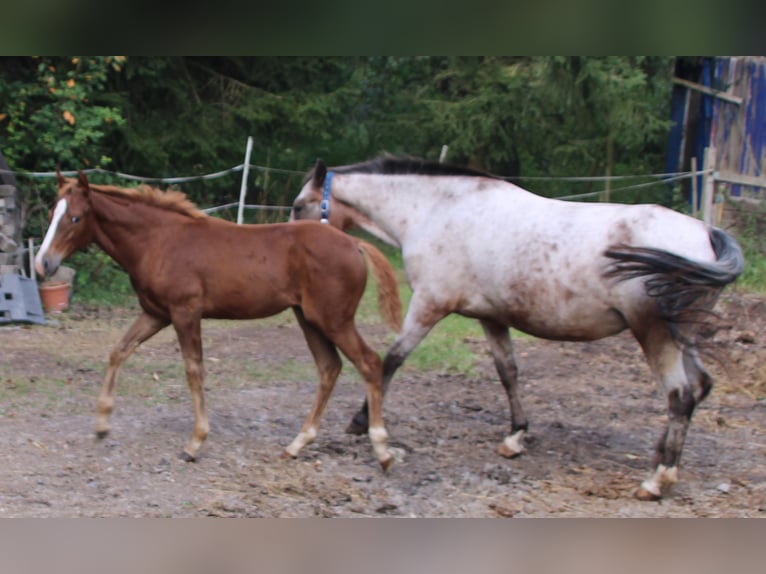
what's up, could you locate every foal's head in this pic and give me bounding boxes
[35,170,95,278]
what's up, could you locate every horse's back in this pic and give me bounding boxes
[406,188,719,340]
[147,219,367,320]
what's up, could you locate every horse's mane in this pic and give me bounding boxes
[322,155,502,180]
[61,178,206,219]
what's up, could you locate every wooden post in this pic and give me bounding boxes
[701,146,716,225]
[29,238,35,282]
[236,136,254,225]
[690,156,698,217]
[439,145,449,163]
[604,129,614,202]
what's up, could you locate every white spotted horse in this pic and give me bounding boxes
[291,155,744,500]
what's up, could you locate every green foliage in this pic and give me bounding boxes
[733,202,766,293]
[68,248,135,306]
[0,56,126,174]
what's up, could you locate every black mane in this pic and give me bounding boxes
[332,155,501,179]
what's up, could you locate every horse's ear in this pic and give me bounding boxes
[55,165,66,188]
[77,170,90,195]
[312,158,327,188]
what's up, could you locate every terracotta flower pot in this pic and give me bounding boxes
[39,281,71,313]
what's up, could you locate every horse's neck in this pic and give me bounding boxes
[90,192,179,270]
[337,175,446,245]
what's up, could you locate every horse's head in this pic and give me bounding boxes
[35,169,95,278]
[290,158,356,231]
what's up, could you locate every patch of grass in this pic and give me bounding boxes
[404,314,485,375]
[739,245,766,293]
[727,200,766,293]
[0,371,90,416]
[240,358,316,384]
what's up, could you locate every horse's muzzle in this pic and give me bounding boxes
[34,252,61,279]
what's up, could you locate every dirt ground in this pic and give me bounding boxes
[1,291,764,517]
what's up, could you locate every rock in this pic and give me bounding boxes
[716,482,730,494]
[735,330,756,344]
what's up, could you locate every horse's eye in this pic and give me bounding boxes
[70,216,80,224]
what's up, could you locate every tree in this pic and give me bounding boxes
[0,56,127,234]
[0,56,126,173]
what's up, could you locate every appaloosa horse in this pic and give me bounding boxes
[35,171,402,468]
[291,156,744,499]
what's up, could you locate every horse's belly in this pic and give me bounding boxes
[202,286,293,319]
[461,292,628,341]
[507,307,628,341]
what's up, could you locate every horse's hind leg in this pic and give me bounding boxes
[480,319,528,458]
[331,323,393,470]
[283,307,342,459]
[96,312,169,439]
[347,293,445,434]
[634,324,711,501]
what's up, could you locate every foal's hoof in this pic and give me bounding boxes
[95,430,109,440]
[634,486,662,502]
[280,450,296,461]
[379,456,394,472]
[179,451,197,463]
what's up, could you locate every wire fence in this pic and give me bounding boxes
[0,149,743,283]
[0,161,707,216]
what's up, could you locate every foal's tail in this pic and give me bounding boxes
[355,239,403,332]
[605,227,744,344]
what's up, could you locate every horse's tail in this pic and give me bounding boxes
[355,239,403,333]
[605,227,744,344]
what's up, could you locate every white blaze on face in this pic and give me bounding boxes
[34,198,68,276]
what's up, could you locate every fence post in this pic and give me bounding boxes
[236,136,254,225]
[690,156,698,217]
[29,238,35,281]
[701,146,716,225]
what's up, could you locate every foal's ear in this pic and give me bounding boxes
[312,158,327,188]
[76,170,90,195]
[55,165,66,189]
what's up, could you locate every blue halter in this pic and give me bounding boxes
[320,171,334,224]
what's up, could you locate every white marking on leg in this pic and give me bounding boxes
[503,429,526,456]
[35,198,68,275]
[640,464,679,498]
[368,425,390,463]
[284,426,317,457]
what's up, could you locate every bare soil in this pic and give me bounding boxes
[1,292,764,517]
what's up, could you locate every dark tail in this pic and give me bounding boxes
[605,227,744,344]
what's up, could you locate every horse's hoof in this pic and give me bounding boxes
[497,442,524,459]
[95,430,109,440]
[379,456,394,472]
[179,451,196,463]
[345,419,368,436]
[634,486,662,501]
[281,450,295,460]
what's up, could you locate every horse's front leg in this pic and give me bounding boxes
[347,293,446,435]
[283,308,342,459]
[479,319,528,458]
[96,312,169,439]
[170,308,208,462]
